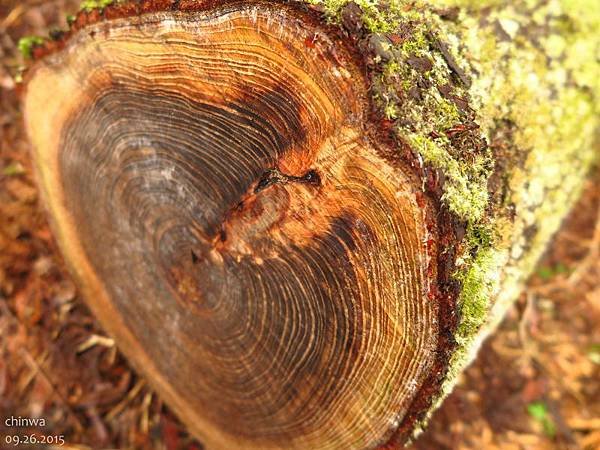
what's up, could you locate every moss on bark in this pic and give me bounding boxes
[80,0,117,11]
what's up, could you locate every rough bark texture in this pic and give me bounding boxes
[20,0,599,449]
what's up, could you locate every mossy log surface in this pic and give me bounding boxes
[21,0,598,449]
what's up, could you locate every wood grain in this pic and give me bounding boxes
[24,2,442,449]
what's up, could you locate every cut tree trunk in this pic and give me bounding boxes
[21,0,599,449]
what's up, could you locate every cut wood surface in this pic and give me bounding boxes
[21,0,599,449]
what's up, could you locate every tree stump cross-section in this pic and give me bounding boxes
[21,0,599,449]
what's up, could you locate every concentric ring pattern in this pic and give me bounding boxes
[24,4,439,449]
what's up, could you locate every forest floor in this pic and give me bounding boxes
[1,1,599,449]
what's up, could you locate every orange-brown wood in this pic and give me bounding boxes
[24,2,447,449]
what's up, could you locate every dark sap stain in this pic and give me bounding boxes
[254,168,321,194]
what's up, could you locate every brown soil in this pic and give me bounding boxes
[1,2,599,449]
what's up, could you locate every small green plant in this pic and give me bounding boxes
[527,401,556,438]
[536,262,570,281]
[588,343,600,365]
[2,162,25,177]
[17,36,44,59]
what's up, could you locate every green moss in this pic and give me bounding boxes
[309,0,423,32]
[400,26,429,55]
[80,0,115,12]
[454,246,504,345]
[384,103,399,119]
[405,134,489,222]
[466,222,494,249]
[18,36,45,59]
[383,60,401,76]
[428,94,461,130]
